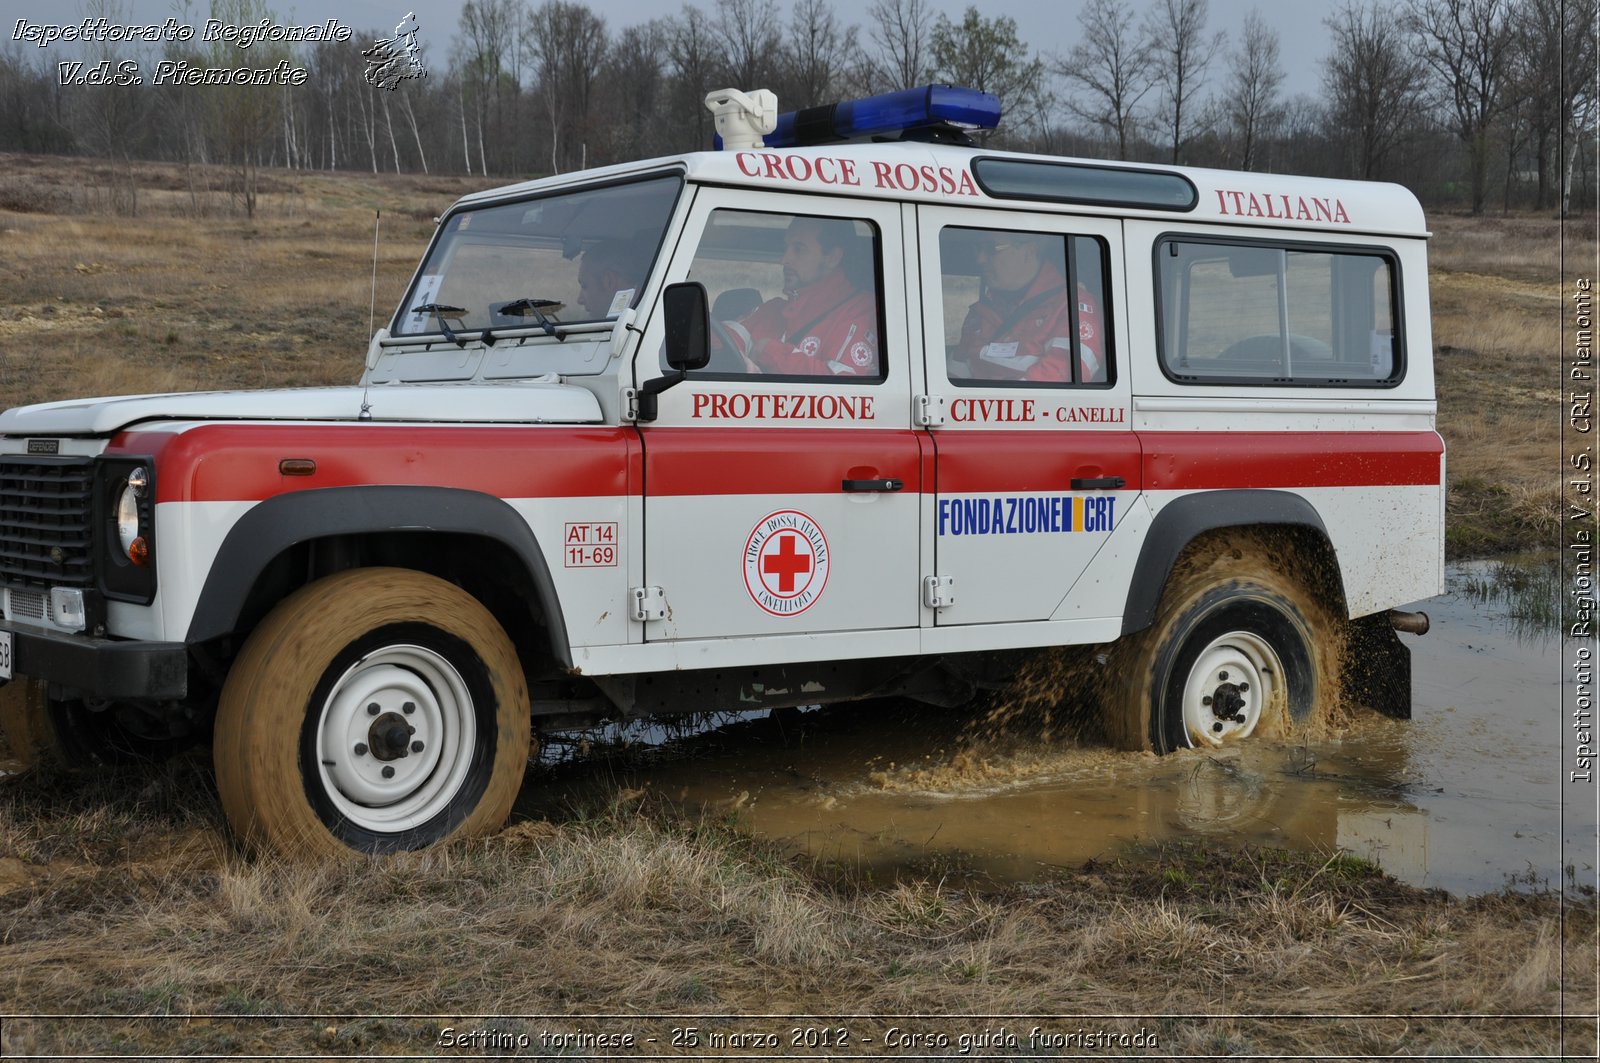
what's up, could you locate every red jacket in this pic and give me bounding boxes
[957,261,1104,383]
[727,269,879,377]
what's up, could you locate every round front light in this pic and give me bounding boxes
[116,481,141,556]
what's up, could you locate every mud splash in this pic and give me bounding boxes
[527,557,1589,897]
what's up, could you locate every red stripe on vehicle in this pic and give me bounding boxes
[641,427,924,496]
[932,431,1438,494]
[1140,431,1442,490]
[111,425,635,504]
[933,431,1144,493]
[108,424,1439,504]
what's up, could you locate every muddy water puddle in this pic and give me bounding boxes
[529,558,1593,896]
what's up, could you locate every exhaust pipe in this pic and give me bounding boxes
[1388,609,1430,635]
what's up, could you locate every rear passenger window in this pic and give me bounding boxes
[940,228,1112,387]
[1157,237,1402,386]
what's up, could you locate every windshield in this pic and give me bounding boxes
[392,174,682,338]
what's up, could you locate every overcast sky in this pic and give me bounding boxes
[3,0,1350,103]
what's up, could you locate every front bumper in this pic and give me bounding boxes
[2,621,187,700]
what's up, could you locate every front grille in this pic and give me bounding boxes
[6,588,45,621]
[0,457,94,588]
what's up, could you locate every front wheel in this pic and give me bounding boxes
[214,568,532,858]
[1108,537,1339,753]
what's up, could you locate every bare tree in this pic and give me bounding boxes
[1323,0,1428,179]
[1406,0,1512,213]
[782,0,853,108]
[1223,9,1285,171]
[456,0,521,174]
[1511,0,1598,212]
[715,0,783,91]
[0,45,70,155]
[71,0,148,213]
[666,5,722,150]
[400,86,430,174]
[929,7,1049,143]
[1144,0,1226,164]
[380,89,403,173]
[597,20,672,160]
[1275,93,1343,181]
[190,0,291,217]
[862,0,933,91]
[525,0,609,173]
[1057,0,1153,159]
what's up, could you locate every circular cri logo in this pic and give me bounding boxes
[743,509,830,617]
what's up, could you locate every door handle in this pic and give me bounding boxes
[1070,476,1126,491]
[842,478,904,492]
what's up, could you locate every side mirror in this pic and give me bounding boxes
[636,282,709,422]
[662,281,711,372]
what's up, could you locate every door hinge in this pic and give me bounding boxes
[630,585,666,622]
[621,387,640,422]
[915,394,946,427]
[923,574,956,609]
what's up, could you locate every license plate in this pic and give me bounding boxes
[0,630,10,681]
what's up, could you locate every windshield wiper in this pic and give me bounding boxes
[410,302,468,347]
[497,298,568,341]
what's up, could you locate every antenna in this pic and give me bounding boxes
[368,209,381,336]
[361,209,381,422]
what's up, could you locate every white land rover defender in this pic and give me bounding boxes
[0,87,1442,857]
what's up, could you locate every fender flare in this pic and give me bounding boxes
[1121,489,1334,636]
[185,486,571,666]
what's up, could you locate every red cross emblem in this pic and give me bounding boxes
[743,509,830,617]
[761,532,812,592]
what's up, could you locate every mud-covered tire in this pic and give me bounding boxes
[0,678,57,770]
[214,568,532,859]
[1108,536,1338,753]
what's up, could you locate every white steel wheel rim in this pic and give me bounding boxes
[315,643,477,832]
[1180,630,1284,748]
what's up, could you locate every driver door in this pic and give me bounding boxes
[634,189,923,644]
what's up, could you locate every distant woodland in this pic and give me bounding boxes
[1,0,1594,215]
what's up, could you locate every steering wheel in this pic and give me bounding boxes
[704,317,756,374]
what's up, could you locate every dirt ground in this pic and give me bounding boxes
[0,155,1595,1057]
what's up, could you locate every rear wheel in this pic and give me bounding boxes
[214,568,532,858]
[1108,534,1338,753]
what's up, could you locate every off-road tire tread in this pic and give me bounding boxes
[213,567,531,859]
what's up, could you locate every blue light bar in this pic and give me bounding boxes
[746,85,1002,149]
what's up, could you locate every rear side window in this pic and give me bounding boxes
[1157,237,1403,386]
[939,227,1112,388]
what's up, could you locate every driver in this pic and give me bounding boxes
[956,232,1104,383]
[577,240,645,319]
[724,216,879,377]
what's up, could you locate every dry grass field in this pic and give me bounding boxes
[0,154,468,406]
[0,155,1595,1057]
[1427,212,1581,555]
[0,752,1593,1058]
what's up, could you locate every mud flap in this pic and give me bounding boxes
[1340,615,1412,720]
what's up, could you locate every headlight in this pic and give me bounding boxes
[115,468,149,566]
[116,483,140,555]
[97,459,157,605]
